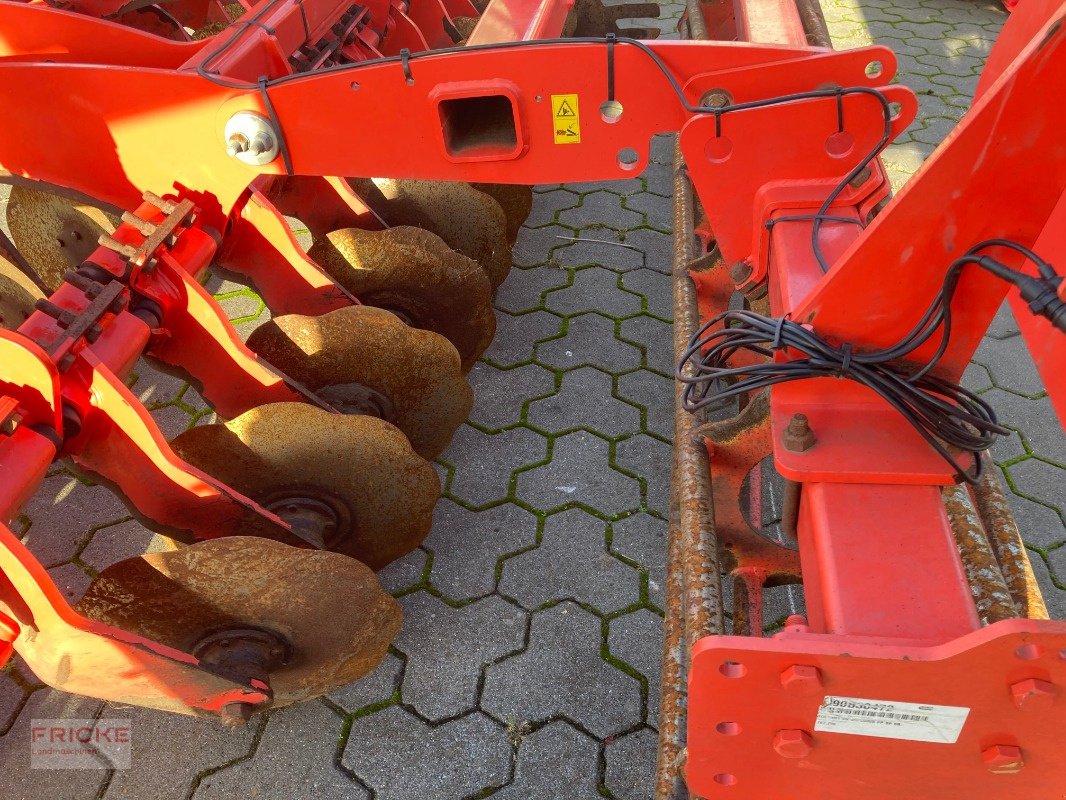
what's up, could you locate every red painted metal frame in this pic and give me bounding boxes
[684,1,1066,796]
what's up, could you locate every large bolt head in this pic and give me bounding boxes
[223,111,280,166]
[780,664,822,691]
[773,729,814,759]
[1011,678,1056,710]
[982,744,1024,774]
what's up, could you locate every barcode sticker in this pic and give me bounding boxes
[814,695,970,743]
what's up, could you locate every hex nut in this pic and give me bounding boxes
[982,744,1024,774]
[773,729,814,759]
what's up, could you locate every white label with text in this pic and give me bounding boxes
[814,695,969,743]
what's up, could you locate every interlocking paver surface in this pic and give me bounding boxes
[5,0,1065,797]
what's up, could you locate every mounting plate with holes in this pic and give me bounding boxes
[687,619,1066,798]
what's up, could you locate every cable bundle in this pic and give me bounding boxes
[677,239,1065,483]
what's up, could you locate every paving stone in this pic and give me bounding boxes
[612,512,669,608]
[103,706,257,800]
[195,701,360,799]
[1027,553,1066,619]
[622,268,673,320]
[21,474,129,568]
[608,610,663,728]
[983,389,1066,464]
[513,224,571,267]
[482,602,642,739]
[395,593,526,721]
[961,361,993,393]
[484,310,563,367]
[605,727,658,800]
[47,562,93,604]
[559,191,643,231]
[985,301,1020,339]
[617,369,674,440]
[620,315,675,374]
[0,689,109,800]
[495,265,570,314]
[0,672,28,734]
[649,133,677,166]
[327,652,404,713]
[491,720,601,800]
[989,427,1027,464]
[545,267,643,317]
[130,360,188,407]
[79,519,158,571]
[150,404,195,439]
[1007,458,1066,513]
[552,229,645,272]
[526,367,642,437]
[217,292,264,322]
[624,192,673,232]
[615,435,671,516]
[641,161,675,198]
[343,708,511,800]
[523,189,580,228]
[445,424,548,506]
[564,177,646,196]
[516,431,641,515]
[536,313,643,374]
[501,508,640,613]
[426,500,538,600]
[467,362,557,430]
[378,547,428,594]
[621,227,672,274]
[974,333,1045,396]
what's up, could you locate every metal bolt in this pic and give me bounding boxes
[773,729,814,759]
[223,112,280,166]
[218,702,256,727]
[729,261,753,284]
[982,744,1024,774]
[783,413,816,452]
[700,88,733,109]
[1010,678,1056,710]
[780,664,822,691]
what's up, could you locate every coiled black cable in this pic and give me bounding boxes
[677,240,1063,483]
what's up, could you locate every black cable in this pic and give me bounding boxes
[677,241,1066,483]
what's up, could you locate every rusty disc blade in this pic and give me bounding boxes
[0,254,44,331]
[246,305,472,459]
[6,186,118,292]
[308,226,495,372]
[565,0,661,38]
[169,402,440,569]
[76,536,402,708]
[470,183,533,245]
[349,178,512,288]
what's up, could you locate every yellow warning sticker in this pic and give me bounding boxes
[551,94,581,144]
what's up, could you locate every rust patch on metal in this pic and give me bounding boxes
[6,185,118,291]
[77,536,402,707]
[0,254,43,331]
[972,462,1050,620]
[169,401,440,569]
[565,0,662,39]
[308,225,495,372]
[246,304,473,459]
[470,183,533,245]
[943,483,1018,625]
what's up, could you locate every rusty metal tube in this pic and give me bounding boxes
[683,0,709,41]
[794,0,831,47]
[943,483,1018,625]
[971,462,1050,620]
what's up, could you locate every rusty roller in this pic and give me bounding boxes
[246,305,473,460]
[307,225,495,372]
[169,402,439,569]
[77,536,402,711]
[5,184,119,291]
[348,178,515,288]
